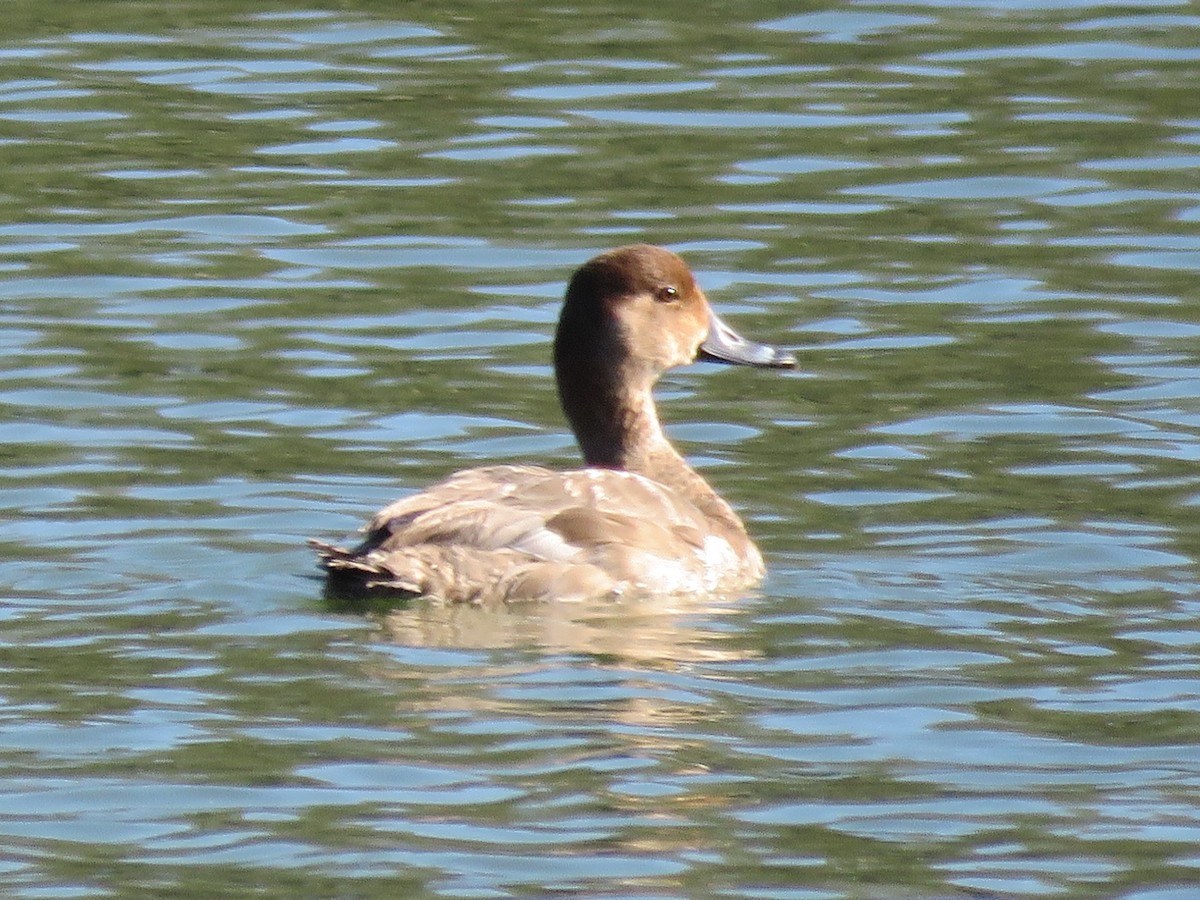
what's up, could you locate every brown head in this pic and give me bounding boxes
[553,244,794,468]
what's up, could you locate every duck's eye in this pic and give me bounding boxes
[655,285,678,303]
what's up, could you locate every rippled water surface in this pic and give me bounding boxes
[2,1,1199,897]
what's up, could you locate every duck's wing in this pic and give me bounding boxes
[361,465,710,554]
[355,466,577,559]
[312,465,727,602]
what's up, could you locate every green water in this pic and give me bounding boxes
[1,1,1199,897]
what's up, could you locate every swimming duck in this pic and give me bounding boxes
[312,244,794,603]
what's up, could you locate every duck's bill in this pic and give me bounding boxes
[698,310,796,369]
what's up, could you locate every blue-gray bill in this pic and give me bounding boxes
[698,310,796,369]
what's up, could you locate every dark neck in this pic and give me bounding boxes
[558,378,748,538]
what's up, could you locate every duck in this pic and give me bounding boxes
[311,244,795,603]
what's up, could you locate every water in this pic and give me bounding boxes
[2,2,1199,897]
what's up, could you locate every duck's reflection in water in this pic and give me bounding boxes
[348,591,758,665]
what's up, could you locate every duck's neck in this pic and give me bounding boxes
[561,380,748,537]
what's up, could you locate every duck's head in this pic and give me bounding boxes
[554,244,795,392]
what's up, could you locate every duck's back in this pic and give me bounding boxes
[313,464,764,603]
